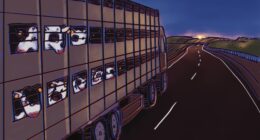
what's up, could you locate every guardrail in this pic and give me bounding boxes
[206,46,260,63]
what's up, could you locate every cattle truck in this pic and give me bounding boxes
[0,0,168,139]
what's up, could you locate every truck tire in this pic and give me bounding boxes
[93,120,108,140]
[160,72,168,94]
[144,82,158,108]
[83,119,108,140]
[108,110,122,140]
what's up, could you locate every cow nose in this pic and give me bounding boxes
[57,50,64,54]
[17,48,25,53]
[28,112,39,118]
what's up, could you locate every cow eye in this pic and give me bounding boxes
[71,35,79,42]
[110,70,114,74]
[76,79,82,85]
[49,33,60,42]
[18,31,23,36]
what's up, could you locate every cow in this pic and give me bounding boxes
[9,23,38,54]
[44,26,70,54]
[106,66,115,79]
[13,84,42,120]
[70,27,87,46]
[73,76,87,93]
[92,69,104,85]
[47,80,67,105]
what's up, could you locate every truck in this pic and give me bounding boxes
[0,0,168,139]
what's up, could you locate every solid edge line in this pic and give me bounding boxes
[190,72,197,80]
[154,102,178,130]
[168,47,189,69]
[202,47,260,114]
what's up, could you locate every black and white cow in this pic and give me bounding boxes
[73,72,88,93]
[106,66,115,80]
[44,26,70,54]
[47,79,67,105]
[106,63,115,79]
[70,26,87,46]
[9,23,38,54]
[13,84,42,120]
[92,68,104,85]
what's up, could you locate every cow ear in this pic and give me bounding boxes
[62,26,70,33]
[45,27,49,32]
[14,92,22,98]
[70,29,75,35]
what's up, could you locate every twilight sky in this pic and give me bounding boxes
[134,0,260,38]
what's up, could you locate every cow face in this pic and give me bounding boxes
[73,71,88,93]
[70,27,87,46]
[13,92,26,120]
[44,26,69,54]
[9,23,38,54]
[106,67,115,79]
[92,67,104,85]
[13,84,42,120]
[105,65,115,80]
[47,79,67,106]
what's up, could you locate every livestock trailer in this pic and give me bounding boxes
[0,0,168,139]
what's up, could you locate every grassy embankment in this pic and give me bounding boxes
[208,38,260,56]
[167,36,197,51]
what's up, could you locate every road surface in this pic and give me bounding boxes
[120,46,260,140]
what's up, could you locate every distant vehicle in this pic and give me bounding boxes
[0,0,168,140]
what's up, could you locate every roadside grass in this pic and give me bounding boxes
[209,39,260,56]
[167,36,194,44]
[167,36,198,52]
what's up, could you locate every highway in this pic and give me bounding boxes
[120,46,260,140]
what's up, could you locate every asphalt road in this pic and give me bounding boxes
[120,46,260,140]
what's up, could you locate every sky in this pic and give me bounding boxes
[134,0,260,38]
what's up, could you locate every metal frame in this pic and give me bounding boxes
[2,0,6,139]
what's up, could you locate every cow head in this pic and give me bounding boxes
[73,71,88,93]
[13,84,42,120]
[92,68,104,85]
[17,26,38,53]
[44,26,69,54]
[70,27,87,46]
[106,66,115,79]
[73,77,87,93]
[48,79,67,106]
[9,23,38,54]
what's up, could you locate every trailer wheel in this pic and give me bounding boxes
[108,110,122,140]
[160,72,168,94]
[84,119,108,140]
[144,82,158,108]
[94,121,107,140]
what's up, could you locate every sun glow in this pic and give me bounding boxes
[196,34,206,40]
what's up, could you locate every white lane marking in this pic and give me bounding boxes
[154,102,178,130]
[202,47,260,114]
[190,72,197,80]
[199,59,202,62]
[198,63,201,67]
[199,54,201,57]
[168,47,189,69]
